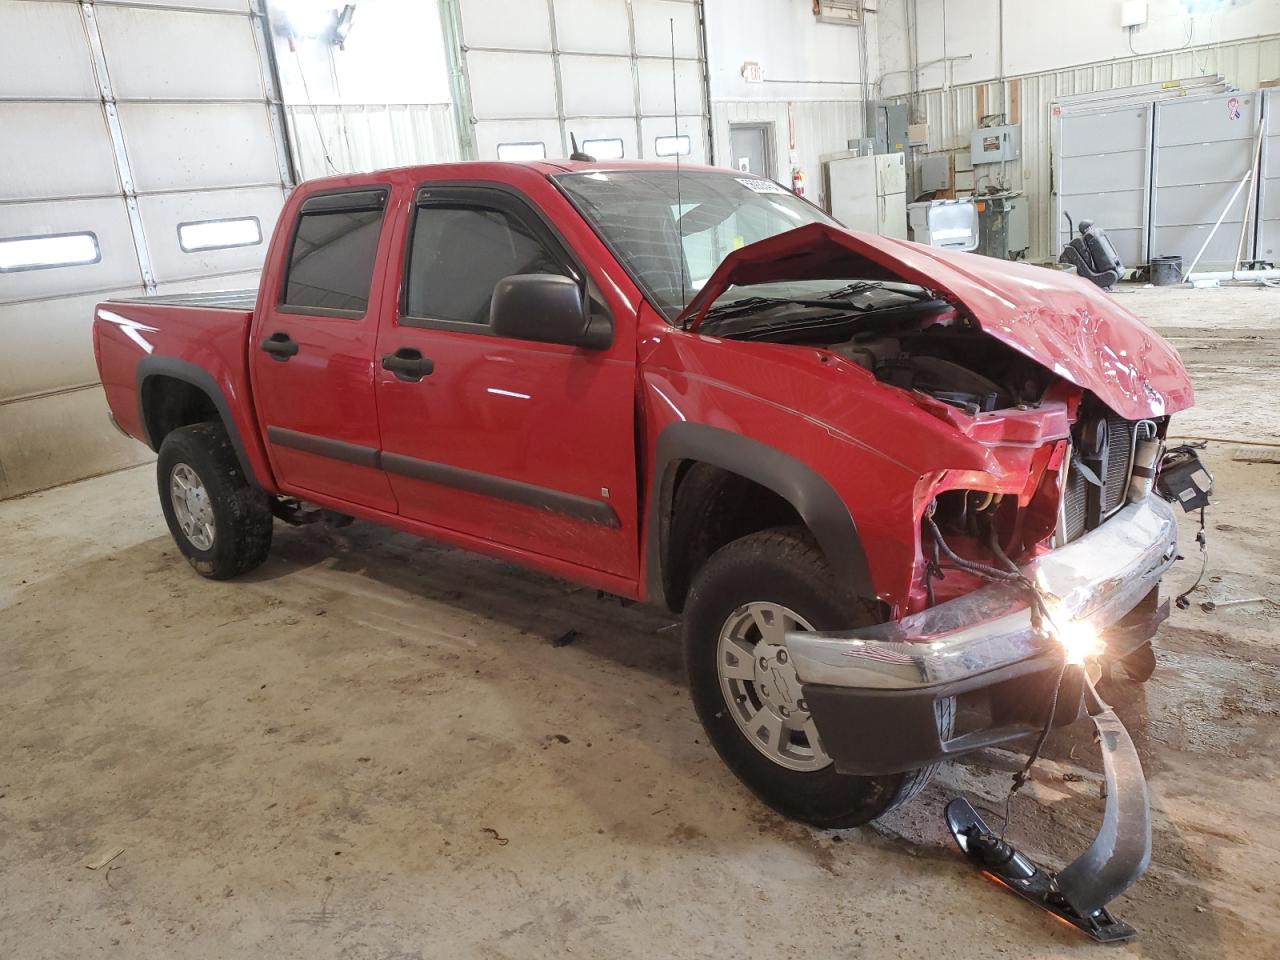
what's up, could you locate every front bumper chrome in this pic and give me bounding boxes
[783,496,1179,776]
[786,496,1178,691]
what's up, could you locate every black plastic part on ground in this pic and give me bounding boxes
[945,798,1138,943]
[944,669,1152,944]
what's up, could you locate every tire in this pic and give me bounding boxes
[684,526,950,828]
[156,422,273,580]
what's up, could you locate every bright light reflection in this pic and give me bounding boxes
[497,142,546,161]
[655,135,691,157]
[179,218,261,252]
[98,309,159,354]
[1053,615,1103,665]
[0,233,98,271]
[582,138,624,160]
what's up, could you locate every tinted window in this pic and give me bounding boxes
[406,205,566,324]
[283,196,385,313]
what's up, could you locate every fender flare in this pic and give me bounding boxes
[135,355,264,488]
[644,422,875,611]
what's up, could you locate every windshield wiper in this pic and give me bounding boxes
[818,280,935,302]
[701,294,867,323]
[700,281,937,326]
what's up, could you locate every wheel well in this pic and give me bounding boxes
[661,461,807,612]
[140,375,221,450]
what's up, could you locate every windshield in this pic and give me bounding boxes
[555,170,837,319]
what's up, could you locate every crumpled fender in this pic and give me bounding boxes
[638,326,1069,612]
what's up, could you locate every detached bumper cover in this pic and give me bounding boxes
[784,496,1179,776]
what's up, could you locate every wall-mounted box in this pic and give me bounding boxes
[874,101,909,154]
[971,124,1020,163]
[907,122,929,146]
[919,153,950,192]
[1120,1,1148,28]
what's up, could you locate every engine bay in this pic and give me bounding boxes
[712,286,1054,415]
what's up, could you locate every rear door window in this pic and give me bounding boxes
[282,189,388,316]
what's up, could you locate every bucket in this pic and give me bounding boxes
[1150,255,1183,286]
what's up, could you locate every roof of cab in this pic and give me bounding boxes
[293,158,734,191]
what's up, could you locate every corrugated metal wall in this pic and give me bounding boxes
[285,102,460,181]
[898,35,1280,260]
[710,99,864,209]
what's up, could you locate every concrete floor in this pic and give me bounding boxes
[2,285,1279,959]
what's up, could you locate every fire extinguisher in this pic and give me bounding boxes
[792,167,806,197]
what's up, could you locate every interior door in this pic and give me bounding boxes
[729,124,771,177]
[373,184,637,578]
[251,188,396,512]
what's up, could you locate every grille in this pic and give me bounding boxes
[1101,415,1136,515]
[1060,414,1137,543]
[1062,467,1089,542]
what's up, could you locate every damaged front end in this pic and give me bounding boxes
[683,224,1201,939]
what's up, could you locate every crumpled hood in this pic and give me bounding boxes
[680,223,1193,421]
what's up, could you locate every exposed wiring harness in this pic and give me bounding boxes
[925,505,1071,836]
[1174,506,1208,610]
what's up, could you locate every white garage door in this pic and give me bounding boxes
[1055,105,1153,270]
[0,0,292,499]
[446,0,709,165]
[1150,91,1263,270]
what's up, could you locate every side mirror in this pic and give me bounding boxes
[490,274,613,350]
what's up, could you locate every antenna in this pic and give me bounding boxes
[670,18,687,312]
[569,131,594,162]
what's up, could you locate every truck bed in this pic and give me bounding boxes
[107,289,258,311]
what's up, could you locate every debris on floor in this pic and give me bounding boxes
[85,847,125,871]
[550,628,581,647]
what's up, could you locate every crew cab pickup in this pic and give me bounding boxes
[94,161,1194,827]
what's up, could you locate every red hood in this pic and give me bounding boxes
[680,223,1193,421]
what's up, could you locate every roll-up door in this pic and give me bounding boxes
[445,0,710,165]
[0,0,292,498]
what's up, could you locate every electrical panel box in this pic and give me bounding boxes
[970,124,1020,163]
[874,102,909,155]
[907,122,929,146]
[919,153,950,192]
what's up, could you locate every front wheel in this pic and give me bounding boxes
[684,527,947,828]
[157,422,273,579]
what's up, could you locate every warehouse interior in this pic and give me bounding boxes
[2,1,1279,957]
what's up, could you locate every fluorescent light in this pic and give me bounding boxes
[582,138,624,160]
[497,141,546,161]
[178,217,262,252]
[655,135,691,157]
[0,232,99,271]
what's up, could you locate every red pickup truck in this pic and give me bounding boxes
[94,160,1193,828]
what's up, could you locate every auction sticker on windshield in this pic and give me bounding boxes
[735,177,789,195]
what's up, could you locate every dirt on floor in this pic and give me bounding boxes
[1,285,1278,959]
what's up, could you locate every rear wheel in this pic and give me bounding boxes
[684,526,947,828]
[157,422,273,579]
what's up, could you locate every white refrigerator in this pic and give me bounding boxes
[824,152,908,240]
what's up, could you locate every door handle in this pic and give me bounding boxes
[381,347,434,382]
[260,331,298,361]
